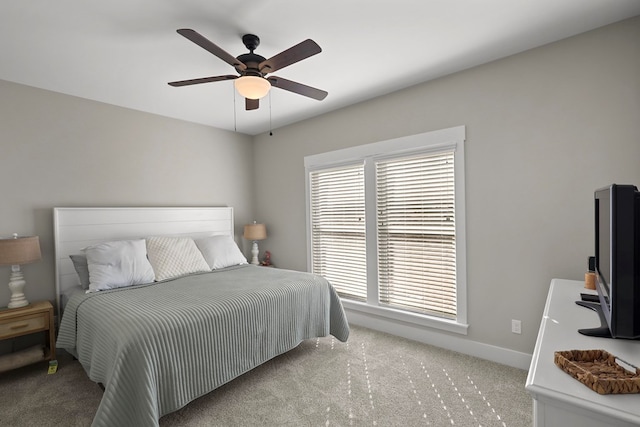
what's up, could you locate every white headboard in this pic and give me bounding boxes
[53,207,235,314]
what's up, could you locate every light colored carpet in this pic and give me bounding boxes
[0,325,531,426]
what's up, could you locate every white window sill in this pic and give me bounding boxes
[341,299,469,335]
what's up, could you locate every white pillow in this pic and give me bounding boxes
[146,236,211,281]
[195,235,248,269]
[84,239,155,292]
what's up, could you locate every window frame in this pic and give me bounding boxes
[304,126,467,334]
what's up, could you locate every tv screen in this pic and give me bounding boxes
[593,184,640,339]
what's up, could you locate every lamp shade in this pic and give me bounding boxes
[0,235,41,266]
[243,223,267,241]
[234,76,271,100]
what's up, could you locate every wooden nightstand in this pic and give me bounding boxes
[0,301,56,373]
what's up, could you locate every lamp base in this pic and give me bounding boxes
[7,266,29,309]
[251,241,260,265]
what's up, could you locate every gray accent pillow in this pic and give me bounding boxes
[69,254,90,289]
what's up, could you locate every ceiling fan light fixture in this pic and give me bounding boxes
[234,76,271,100]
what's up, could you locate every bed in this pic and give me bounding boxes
[53,207,349,427]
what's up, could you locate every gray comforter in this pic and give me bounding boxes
[56,265,350,427]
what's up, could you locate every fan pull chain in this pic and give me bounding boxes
[233,86,237,132]
[269,91,273,136]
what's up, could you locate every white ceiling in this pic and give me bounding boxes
[2,1,639,135]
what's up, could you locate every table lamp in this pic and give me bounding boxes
[243,222,267,265]
[0,234,41,308]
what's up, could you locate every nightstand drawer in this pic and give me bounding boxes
[0,313,47,339]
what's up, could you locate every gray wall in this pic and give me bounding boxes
[252,17,640,354]
[0,80,254,309]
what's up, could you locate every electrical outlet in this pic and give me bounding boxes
[512,319,522,334]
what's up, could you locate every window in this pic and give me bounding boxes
[305,126,467,333]
[377,151,456,319]
[309,164,367,301]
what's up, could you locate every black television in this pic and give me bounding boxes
[579,184,640,339]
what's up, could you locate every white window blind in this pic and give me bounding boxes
[376,151,456,318]
[310,164,367,301]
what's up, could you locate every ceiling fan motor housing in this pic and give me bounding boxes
[236,52,267,77]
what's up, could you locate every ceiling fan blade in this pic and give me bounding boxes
[177,29,246,72]
[246,98,259,110]
[168,75,237,87]
[267,76,328,100]
[259,39,321,74]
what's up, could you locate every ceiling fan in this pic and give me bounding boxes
[168,29,328,110]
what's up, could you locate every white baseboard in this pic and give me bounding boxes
[345,308,532,370]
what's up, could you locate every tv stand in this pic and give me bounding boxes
[576,300,612,338]
[526,279,640,427]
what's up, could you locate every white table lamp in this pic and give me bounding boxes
[0,234,41,308]
[243,223,267,265]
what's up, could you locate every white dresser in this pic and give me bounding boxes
[525,279,640,427]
